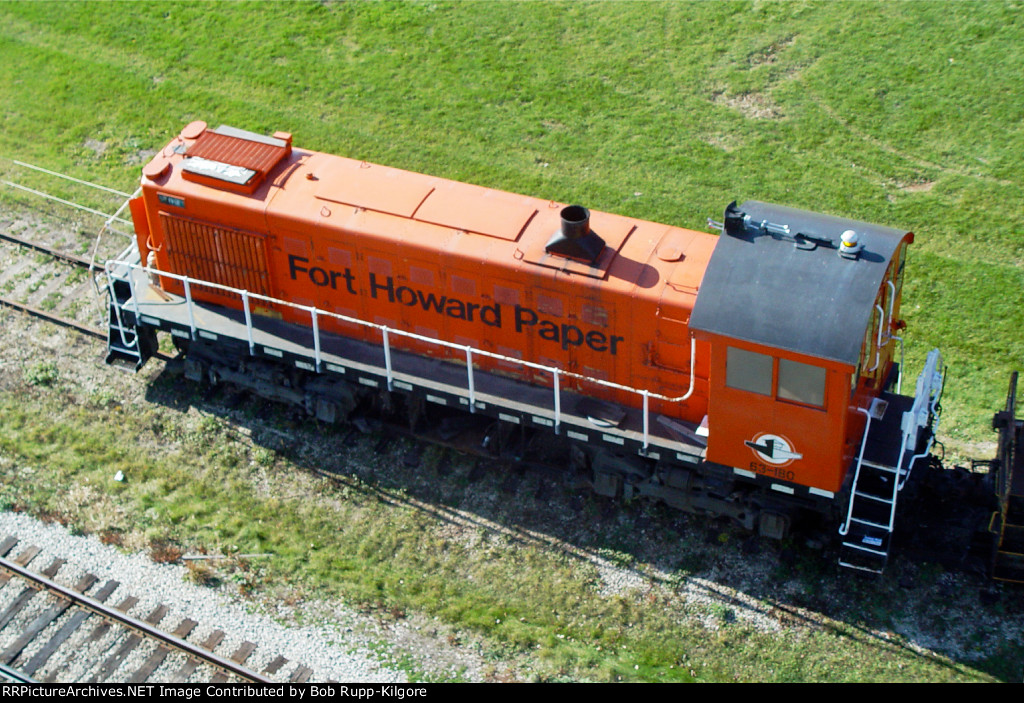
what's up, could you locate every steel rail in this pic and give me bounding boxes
[0,231,99,270]
[0,554,275,684]
[0,295,106,340]
[0,661,35,684]
[0,295,174,364]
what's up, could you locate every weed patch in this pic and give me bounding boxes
[23,361,59,387]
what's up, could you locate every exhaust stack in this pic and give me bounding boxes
[544,205,606,264]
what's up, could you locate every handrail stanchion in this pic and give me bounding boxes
[242,292,254,355]
[868,304,884,373]
[126,266,139,316]
[553,370,561,435]
[840,407,874,536]
[183,278,196,341]
[466,347,476,413]
[642,390,650,453]
[382,327,393,391]
[311,308,321,372]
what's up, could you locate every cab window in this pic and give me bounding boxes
[726,347,772,396]
[778,358,826,407]
[726,346,826,408]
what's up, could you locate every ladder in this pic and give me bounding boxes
[839,350,944,573]
[104,272,156,372]
[839,401,901,573]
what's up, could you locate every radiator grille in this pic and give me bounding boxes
[160,213,270,297]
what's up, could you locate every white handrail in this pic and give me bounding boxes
[108,260,709,444]
[108,287,137,350]
[111,261,701,403]
[893,334,904,393]
[867,304,885,373]
[885,280,904,392]
[839,405,874,537]
[897,349,944,489]
[885,280,896,328]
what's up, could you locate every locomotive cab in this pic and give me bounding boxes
[690,201,941,570]
[691,206,912,486]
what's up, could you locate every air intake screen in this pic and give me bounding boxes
[160,213,270,297]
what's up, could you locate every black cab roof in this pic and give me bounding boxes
[689,201,909,367]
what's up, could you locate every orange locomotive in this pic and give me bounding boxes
[109,122,943,573]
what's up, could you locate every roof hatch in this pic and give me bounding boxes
[182,124,292,194]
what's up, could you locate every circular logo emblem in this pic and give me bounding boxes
[745,433,803,467]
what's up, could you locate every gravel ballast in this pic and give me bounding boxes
[0,510,412,683]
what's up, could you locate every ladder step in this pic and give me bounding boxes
[998,525,1024,553]
[853,490,895,504]
[860,460,899,473]
[839,540,888,573]
[837,559,884,575]
[992,549,1024,584]
[108,328,138,341]
[107,345,141,358]
[849,516,891,531]
[841,540,888,557]
[1006,495,1024,524]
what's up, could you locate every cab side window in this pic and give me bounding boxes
[726,347,826,408]
[726,347,772,396]
[778,358,826,407]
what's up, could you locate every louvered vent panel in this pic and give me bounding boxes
[160,213,270,298]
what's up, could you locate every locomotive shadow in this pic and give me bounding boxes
[141,360,761,573]
[141,362,1016,681]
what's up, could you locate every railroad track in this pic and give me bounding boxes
[0,230,180,357]
[0,215,108,331]
[0,295,106,340]
[0,535,313,684]
[0,231,99,272]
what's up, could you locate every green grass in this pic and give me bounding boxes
[1,0,1022,682]
[1,0,1020,449]
[0,379,1009,683]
